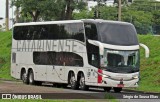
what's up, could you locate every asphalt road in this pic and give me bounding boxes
[0,80,159,102]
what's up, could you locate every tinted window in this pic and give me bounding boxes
[84,23,98,40]
[33,52,83,67]
[86,41,100,68]
[33,52,48,65]
[97,23,138,46]
[13,23,85,42]
[12,53,16,63]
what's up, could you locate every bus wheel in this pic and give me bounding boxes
[113,87,122,93]
[104,87,112,92]
[28,70,35,85]
[69,72,78,90]
[21,70,29,84]
[79,73,89,90]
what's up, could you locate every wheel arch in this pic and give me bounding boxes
[28,68,33,73]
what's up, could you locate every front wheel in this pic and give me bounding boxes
[113,87,122,93]
[79,73,89,91]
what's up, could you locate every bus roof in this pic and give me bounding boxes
[13,20,83,27]
[81,19,133,26]
[13,19,133,27]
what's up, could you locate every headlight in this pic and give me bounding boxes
[102,75,110,78]
[132,76,139,79]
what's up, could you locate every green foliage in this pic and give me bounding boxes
[136,35,160,92]
[0,31,12,79]
[104,93,116,99]
[73,10,94,20]
[99,6,118,20]
[152,10,160,34]
[11,0,87,21]
[124,10,153,34]
[12,0,64,21]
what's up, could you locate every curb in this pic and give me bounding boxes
[123,88,160,94]
[0,78,21,82]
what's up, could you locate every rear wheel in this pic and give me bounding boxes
[113,87,122,93]
[28,70,35,85]
[69,72,79,90]
[21,70,29,84]
[79,73,89,91]
[104,87,112,92]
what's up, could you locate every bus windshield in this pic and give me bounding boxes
[101,49,140,73]
[97,22,139,46]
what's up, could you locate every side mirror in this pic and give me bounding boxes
[140,43,149,58]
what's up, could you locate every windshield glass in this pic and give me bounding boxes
[101,49,140,73]
[97,22,139,46]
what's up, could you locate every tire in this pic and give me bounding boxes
[21,70,29,84]
[28,70,35,85]
[79,73,89,91]
[104,87,112,92]
[69,72,79,90]
[113,87,122,93]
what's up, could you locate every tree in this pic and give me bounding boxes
[73,10,94,20]
[11,0,87,22]
[152,10,160,34]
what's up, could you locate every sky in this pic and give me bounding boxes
[0,0,15,19]
[0,0,15,29]
[0,0,6,18]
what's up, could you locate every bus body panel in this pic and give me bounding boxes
[11,19,140,89]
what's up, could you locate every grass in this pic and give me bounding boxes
[134,35,160,93]
[0,31,13,80]
[0,31,160,93]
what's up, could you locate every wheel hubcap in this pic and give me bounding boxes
[22,73,26,82]
[29,73,33,83]
[80,77,84,88]
[70,76,75,86]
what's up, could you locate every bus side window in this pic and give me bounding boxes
[48,24,59,40]
[39,26,48,39]
[12,53,16,63]
[84,23,98,40]
[86,41,100,68]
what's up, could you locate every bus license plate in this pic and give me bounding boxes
[117,84,124,87]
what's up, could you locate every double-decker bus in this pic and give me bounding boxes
[11,19,149,92]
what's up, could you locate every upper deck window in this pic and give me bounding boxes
[97,22,139,46]
[13,23,85,42]
[84,23,98,40]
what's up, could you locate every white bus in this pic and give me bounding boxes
[11,19,149,92]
